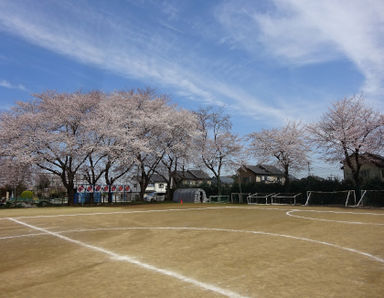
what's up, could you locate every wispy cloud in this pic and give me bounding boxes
[0,79,27,91]
[216,0,384,98]
[0,1,289,124]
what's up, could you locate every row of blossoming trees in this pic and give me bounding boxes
[0,89,383,204]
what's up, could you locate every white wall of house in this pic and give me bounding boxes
[130,181,167,193]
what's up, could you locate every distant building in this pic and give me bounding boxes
[131,174,168,193]
[145,174,167,193]
[342,153,384,182]
[237,164,285,184]
[173,169,211,186]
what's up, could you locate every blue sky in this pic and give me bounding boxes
[0,0,383,178]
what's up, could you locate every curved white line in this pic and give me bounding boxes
[286,210,384,226]
[5,206,227,220]
[55,226,384,264]
[8,218,247,298]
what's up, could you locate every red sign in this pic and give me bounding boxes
[102,185,109,192]
[77,185,85,193]
[110,185,117,192]
[86,185,93,193]
[117,185,124,192]
[124,185,130,192]
[94,185,101,192]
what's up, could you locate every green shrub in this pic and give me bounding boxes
[20,190,34,200]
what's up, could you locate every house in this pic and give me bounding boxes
[342,153,384,182]
[237,164,285,184]
[173,169,211,186]
[131,174,168,194]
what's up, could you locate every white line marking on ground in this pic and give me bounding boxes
[0,232,47,240]
[5,207,227,220]
[225,206,384,216]
[286,210,384,226]
[54,226,384,264]
[7,218,247,298]
[5,223,382,265]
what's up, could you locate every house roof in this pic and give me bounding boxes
[174,169,211,180]
[242,164,284,176]
[149,174,168,183]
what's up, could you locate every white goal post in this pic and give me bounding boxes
[305,190,356,207]
[357,190,384,207]
[271,193,302,205]
[247,193,275,204]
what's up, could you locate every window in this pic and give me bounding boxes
[158,183,164,189]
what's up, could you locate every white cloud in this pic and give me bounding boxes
[0,1,289,125]
[216,0,384,97]
[0,79,27,91]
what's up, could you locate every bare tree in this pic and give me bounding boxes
[308,95,384,191]
[195,107,243,195]
[248,121,310,187]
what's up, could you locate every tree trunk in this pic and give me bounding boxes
[283,166,290,191]
[66,184,75,205]
[216,175,222,196]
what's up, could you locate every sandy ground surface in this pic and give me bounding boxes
[0,204,383,297]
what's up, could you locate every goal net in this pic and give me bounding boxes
[247,193,275,204]
[208,195,229,203]
[305,190,356,207]
[357,190,384,207]
[271,193,302,205]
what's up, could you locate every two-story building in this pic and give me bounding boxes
[173,169,211,186]
[237,164,285,184]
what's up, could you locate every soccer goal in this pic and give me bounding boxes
[208,195,229,203]
[357,190,384,207]
[305,190,356,207]
[271,193,302,205]
[247,193,275,204]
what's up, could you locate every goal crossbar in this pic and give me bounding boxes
[271,193,301,205]
[247,193,275,204]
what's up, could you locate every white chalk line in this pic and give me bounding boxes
[286,210,384,226]
[4,222,384,265]
[1,205,383,221]
[7,218,247,298]
[224,206,384,216]
[1,206,229,220]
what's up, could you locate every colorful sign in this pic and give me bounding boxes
[124,185,131,192]
[86,185,93,193]
[77,185,85,193]
[94,185,102,192]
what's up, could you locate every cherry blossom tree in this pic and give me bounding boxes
[0,157,32,198]
[154,108,200,199]
[126,89,199,200]
[195,107,243,195]
[308,95,384,190]
[0,91,102,205]
[247,121,310,187]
